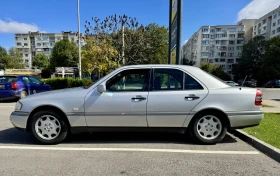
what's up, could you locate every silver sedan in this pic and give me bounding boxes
[10,65,264,144]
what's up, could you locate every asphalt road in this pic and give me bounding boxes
[0,103,279,175]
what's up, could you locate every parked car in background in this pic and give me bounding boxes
[224,81,239,86]
[10,65,264,145]
[243,81,257,88]
[0,75,51,100]
[263,80,280,88]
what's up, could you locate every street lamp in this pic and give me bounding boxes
[77,0,82,79]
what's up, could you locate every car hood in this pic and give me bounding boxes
[21,87,87,101]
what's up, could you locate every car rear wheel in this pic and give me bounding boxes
[189,112,227,144]
[20,91,27,99]
[31,110,69,144]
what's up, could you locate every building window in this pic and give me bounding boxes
[37,43,42,46]
[220,59,225,62]
[210,29,215,33]
[42,36,48,40]
[258,23,261,27]
[24,43,28,46]
[228,59,234,63]
[56,37,61,40]
[263,26,266,31]
[273,22,276,27]
[237,40,244,44]
[24,38,27,40]
[17,43,21,46]
[216,28,221,32]
[201,46,209,51]
[202,40,209,45]
[25,59,29,63]
[227,65,232,69]
[237,27,244,31]
[229,41,235,45]
[228,53,234,57]
[216,40,220,44]
[229,34,235,38]
[221,40,227,45]
[274,14,277,19]
[236,46,242,50]
[221,34,227,38]
[201,52,209,57]
[202,28,209,32]
[210,35,215,39]
[36,37,41,41]
[221,46,227,50]
[210,41,215,45]
[238,34,244,38]
[254,25,257,29]
[277,27,280,33]
[228,47,235,51]
[254,31,256,35]
[262,19,266,24]
[221,52,226,57]
[25,54,28,57]
[258,29,261,34]
[273,30,276,35]
[214,58,219,62]
[228,28,236,32]
[279,11,280,16]
[202,34,209,38]
[43,42,49,46]
[278,19,280,25]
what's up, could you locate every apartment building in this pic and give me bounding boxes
[15,31,85,68]
[182,25,245,74]
[251,6,280,40]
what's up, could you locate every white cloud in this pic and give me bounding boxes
[0,19,42,33]
[184,39,188,44]
[237,0,279,21]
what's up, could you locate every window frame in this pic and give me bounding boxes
[29,76,42,85]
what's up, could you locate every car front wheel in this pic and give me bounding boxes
[31,110,69,144]
[189,112,227,144]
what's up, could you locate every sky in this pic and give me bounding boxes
[0,0,279,50]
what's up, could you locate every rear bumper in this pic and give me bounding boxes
[0,90,20,98]
[226,111,264,129]
[10,111,29,130]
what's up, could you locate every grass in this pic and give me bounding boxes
[243,113,280,149]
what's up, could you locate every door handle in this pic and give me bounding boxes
[132,96,146,101]
[185,94,200,100]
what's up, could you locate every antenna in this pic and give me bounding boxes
[240,75,247,90]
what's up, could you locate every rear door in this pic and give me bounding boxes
[28,76,43,94]
[147,68,209,127]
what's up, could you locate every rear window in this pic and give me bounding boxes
[0,76,18,83]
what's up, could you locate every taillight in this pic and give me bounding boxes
[255,89,262,106]
[11,82,18,90]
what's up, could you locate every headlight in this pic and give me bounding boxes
[15,101,22,111]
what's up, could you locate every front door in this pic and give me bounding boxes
[28,76,43,94]
[85,68,151,127]
[147,68,209,127]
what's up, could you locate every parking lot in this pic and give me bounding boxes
[0,99,280,176]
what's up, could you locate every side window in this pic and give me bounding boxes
[184,73,204,90]
[21,77,31,84]
[29,77,42,84]
[106,69,150,92]
[153,69,183,91]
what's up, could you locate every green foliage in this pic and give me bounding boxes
[43,78,92,90]
[0,46,9,69]
[33,54,49,69]
[261,37,280,82]
[50,39,78,71]
[84,15,168,66]
[200,62,231,80]
[6,47,25,69]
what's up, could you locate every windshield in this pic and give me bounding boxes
[0,76,17,83]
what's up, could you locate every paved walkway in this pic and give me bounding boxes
[262,100,280,113]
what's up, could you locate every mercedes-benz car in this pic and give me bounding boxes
[10,65,264,144]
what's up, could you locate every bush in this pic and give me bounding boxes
[42,78,92,90]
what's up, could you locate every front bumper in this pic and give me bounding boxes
[10,111,29,130]
[227,111,264,129]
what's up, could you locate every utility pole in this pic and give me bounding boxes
[77,0,82,79]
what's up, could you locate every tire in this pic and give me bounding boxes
[20,91,28,99]
[30,110,69,144]
[189,112,227,144]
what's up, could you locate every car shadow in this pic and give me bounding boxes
[0,99,17,103]
[0,128,237,145]
[272,99,280,102]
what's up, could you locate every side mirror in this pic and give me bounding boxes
[97,84,106,93]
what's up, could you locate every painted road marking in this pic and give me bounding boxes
[0,146,260,155]
[0,106,15,108]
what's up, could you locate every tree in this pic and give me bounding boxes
[182,55,195,66]
[85,15,169,66]
[262,37,280,82]
[50,39,78,71]
[33,54,49,69]
[0,46,9,69]
[233,36,266,81]
[200,62,231,80]
[82,38,118,77]
[7,48,24,69]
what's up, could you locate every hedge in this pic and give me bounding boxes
[42,78,93,90]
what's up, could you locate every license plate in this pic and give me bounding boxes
[0,85,4,89]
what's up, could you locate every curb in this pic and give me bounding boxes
[230,129,280,163]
